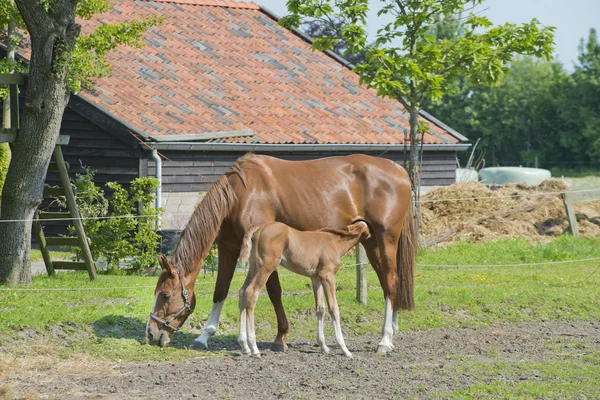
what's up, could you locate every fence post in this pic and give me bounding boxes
[356,243,367,305]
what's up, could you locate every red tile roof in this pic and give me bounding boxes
[77,0,463,145]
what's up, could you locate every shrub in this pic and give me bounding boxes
[68,168,161,270]
[0,143,10,202]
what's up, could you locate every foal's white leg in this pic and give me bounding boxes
[246,299,260,357]
[322,275,352,358]
[311,277,330,354]
[238,288,251,355]
[392,309,399,334]
[193,300,224,349]
[378,296,395,354]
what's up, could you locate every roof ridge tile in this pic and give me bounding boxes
[151,0,260,9]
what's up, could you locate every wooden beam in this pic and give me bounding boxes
[32,211,55,277]
[147,129,255,142]
[0,131,16,143]
[53,261,87,271]
[53,146,97,280]
[563,189,600,204]
[0,133,70,144]
[0,73,27,86]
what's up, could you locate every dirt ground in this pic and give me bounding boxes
[3,320,599,399]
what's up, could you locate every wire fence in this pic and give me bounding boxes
[1,187,599,224]
[2,256,599,292]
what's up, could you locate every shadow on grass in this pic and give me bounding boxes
[92,315,272,354]
[92,315,197,350]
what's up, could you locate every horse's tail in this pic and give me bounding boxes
[239,225,261,265]
[396,198,417,311]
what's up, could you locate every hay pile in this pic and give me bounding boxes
[420,179,600,245]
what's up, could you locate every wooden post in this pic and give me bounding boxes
[562,194,579,237]
[53,146,97,280]
[32,211,55,276]
[356,243,367,305]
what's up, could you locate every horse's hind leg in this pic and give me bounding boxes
[363,235,399,354]
[266,271,290,352]
[311,276,330,354]
[320,270,352,357]
[193,244,238,350]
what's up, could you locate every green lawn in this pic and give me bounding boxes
[2,235,599,365]
[30,249,73,262]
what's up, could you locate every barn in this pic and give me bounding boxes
[4,0,469,231]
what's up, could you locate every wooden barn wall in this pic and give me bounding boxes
[39,107,140,239]
[147,150,456,193]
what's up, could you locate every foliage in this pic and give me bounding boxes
[425,28,600,170]
[202,244,218,276]
[69,169,161,270]
[302,19,366,65]
[69,15,165,92]
[0,0,164,93]
[280,0,555,195]
[0,143,8,201]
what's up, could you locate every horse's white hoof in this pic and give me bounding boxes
[191,338,209,350]
[251,352,261,358]
[377,344,393,354]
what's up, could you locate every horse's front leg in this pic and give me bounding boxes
[193,244,238,350]
[266,270,290,352]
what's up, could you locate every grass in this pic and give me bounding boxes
[2,235,599,364]
[30,249,73,262]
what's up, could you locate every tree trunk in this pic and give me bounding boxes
[407,105,421,235]
[0,0,79,285]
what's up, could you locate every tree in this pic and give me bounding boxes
[426,57,568,167]
[0,0,162,285]
[280,0,555,204]
[303,19,366,65]
[559,29,600,165]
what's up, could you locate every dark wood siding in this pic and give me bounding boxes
[147,150,457,193]
[45,109,139,188]
[40,107,140,239]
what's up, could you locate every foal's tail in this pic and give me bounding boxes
[239,225,261,264]
[396,199,417,311]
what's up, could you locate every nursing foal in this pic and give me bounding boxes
[237,221,371,357]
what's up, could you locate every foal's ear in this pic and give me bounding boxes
[158,253,176,277]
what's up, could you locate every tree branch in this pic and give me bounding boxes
[14,0,53,36]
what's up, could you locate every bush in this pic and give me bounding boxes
[0,143,10,202]
[68,167,161,270]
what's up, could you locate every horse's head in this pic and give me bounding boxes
[347,220,372,241]
[146,254,196,347]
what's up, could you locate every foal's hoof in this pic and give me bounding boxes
[377,344,394,354]
[270,342,288,352]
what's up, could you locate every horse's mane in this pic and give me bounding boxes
[171,154,254,273]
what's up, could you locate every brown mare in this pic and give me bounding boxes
[146,154,416,353]
[237,221,371,357]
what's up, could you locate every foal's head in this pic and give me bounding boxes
[347,220,372,241]
[146,254,196,347]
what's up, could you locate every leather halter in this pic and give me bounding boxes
[149,273,192,332]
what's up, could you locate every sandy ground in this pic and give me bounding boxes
[3,320,599,399]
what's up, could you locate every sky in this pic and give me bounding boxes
[256,0,599,69]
